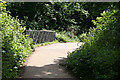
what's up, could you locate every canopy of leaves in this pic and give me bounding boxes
[7,2,115,35]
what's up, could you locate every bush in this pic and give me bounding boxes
[55,31,79,42]
[1,1,33,78]
[66,9,120,79]
[79,32,87,42]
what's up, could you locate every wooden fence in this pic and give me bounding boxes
[26,30,55,44]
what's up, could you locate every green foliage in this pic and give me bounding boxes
[7,2,81,31]
[66,8,120,79]
[7,2,116,35]
[55,31,79,43]
[78,32,87,42]
[1,1,33,78]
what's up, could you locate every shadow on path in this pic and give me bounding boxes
[20,58,78,79]
[18,43,83,79]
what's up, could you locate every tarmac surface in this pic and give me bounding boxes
[21,42,83,78]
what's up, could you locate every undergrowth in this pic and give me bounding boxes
[66,9,120,79]
[55,31,79,43]
[35,40,59,48]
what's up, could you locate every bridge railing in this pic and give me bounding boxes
[26,30,55,44]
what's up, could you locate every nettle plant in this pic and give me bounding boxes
[1,1,33,78]
[66,9,120,79]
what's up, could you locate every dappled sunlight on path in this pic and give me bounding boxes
[20,42,83,78]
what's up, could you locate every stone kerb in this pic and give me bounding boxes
[26,30,55,44]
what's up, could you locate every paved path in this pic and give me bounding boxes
[20,42,83,78]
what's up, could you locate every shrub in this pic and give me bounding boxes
[66,9,120,79]
[55,31,79,42]
[1,1,33,78]
[79,32,87,42]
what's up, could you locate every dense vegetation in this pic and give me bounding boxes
[1,1,120,79]
[66,3,120,79]
[55,31,79,42]
[7,2,114,35]
[1,1,33,78]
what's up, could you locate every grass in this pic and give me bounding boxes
[35,40,59,48]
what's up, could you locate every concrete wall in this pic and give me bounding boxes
[26,30,55,44]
